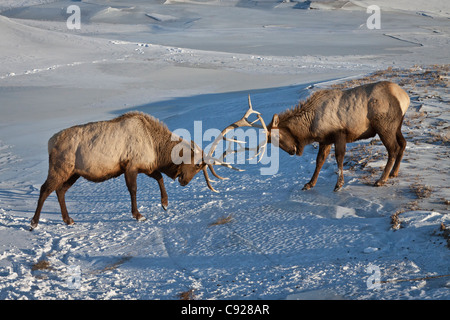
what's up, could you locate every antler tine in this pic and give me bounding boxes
[202,94,268,192]
[208,164,228,180]
[203,162,242,193]
[210,157,245,172]
[247,94,254,110]
[207,95,266,159]
[220,141,257,163]
[246,95,269,162]
[254,117,268,162]
[203,166,219,193]
[224,139,266,163]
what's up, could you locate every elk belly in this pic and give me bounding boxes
[74,144,124,182]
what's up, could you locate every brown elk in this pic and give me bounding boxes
[264,81,410,191]
[30,110,266,230]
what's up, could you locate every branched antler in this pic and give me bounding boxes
[202,95,268,192]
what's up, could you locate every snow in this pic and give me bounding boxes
[0,0,449,300]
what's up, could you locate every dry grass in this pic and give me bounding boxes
[209,214,233,227]
[440,223,450,248]
[344,145,374,170]
[178,289,195,300]
[428,131,450,145]
[329,64,449,91]
[410,182,433,199]
[90,256,132,275]
[390,210,404,231]
[405,200,421,211]
[342,143,384,185]
[31,259,52,271]
[101,256,132,273]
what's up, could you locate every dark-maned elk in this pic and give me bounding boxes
[263,81,410,191]
[31,110,267,230]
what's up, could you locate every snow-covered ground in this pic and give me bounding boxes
[0,0,449,300]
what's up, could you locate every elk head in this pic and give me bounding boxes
[267,114,300,156]
[174,139,206,186]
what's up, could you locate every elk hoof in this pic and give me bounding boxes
[302,183,313,191]
[136,215,146,222]
[374,180,385,187]
[30,220,38,231]
[334,178,344,192]
[389,172,399,178]
[65,218,75,226]
[161,200,168,211]
[334,182,344,191]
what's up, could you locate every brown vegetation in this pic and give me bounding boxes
[390,210,404,231]
[440,223,450,248]
[410,182,433,199]
[329,65,449,91]
[209,214,233,227]
[178,288,196,300]
[31,259,52,271]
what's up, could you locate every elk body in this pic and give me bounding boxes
[31,105,267,230]
[267,81,410,191]
[30,112,239,230]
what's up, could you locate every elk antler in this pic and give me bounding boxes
[202,95,268,193]
[219,95,268,163]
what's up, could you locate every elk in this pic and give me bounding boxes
[31,108,266,230]
[264,81,410,191]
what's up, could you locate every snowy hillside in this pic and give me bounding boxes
[0,0,449,301]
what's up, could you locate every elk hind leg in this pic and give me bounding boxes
[31,180,54,230]
[56,174,80,226]
[334,134,346,192]
[389,124,406,178]
[31,170,71,230]
[375,130,400,186]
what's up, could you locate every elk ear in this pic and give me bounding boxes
[271,114,279,128]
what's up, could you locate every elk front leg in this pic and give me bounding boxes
[124,169,145,221]
[334,134,346,191]
[303,143,332,190]
[148,171,168,210]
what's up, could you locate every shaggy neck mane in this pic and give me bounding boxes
[115,111,172,137]
[277,90,330,127]
[140,114,179,168]
[116,112,178,169]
